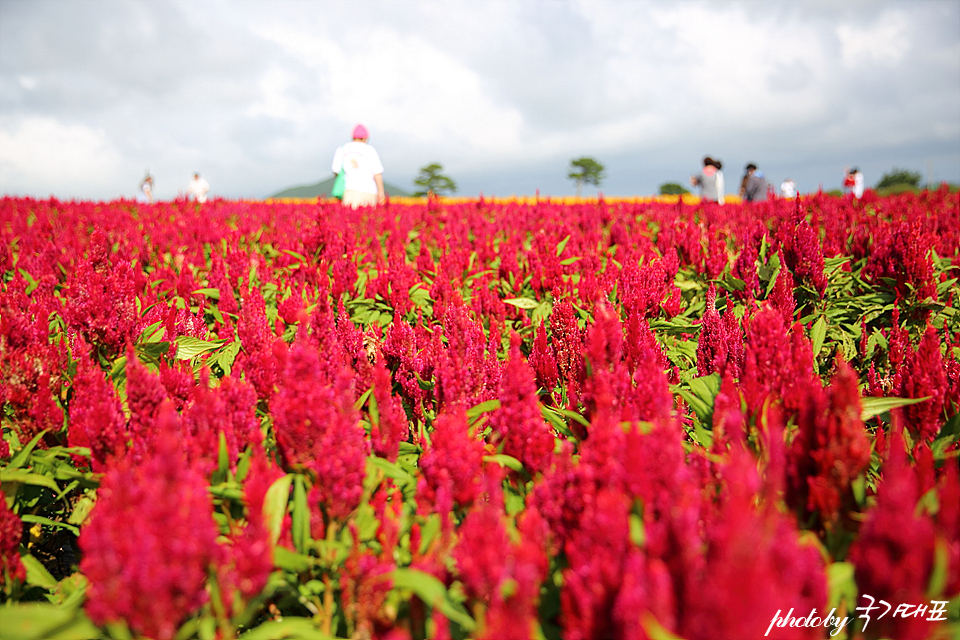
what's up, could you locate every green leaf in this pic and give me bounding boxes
[810,316,827,362]
[0,604,101,640]
[629,513,646,547]
[272,546,315,573]
[0,469,59,492]
[21,554,58,590]
[191,287,221,300]
[174,336,221,360]
[263,474,293,546]
[503,297,539,309]
[559,256,582,266]
[211,341,241,377]
[860,396,931,421]
[19,515,79,536]
[8,431,48,469]
[928,537,949,598]
[466,399,501,422]
[368,456,416,485]
[137,321,165,344]
[640,612,688,640]
[483,454,523,472]
[391,568,475,631]
[233,617,334,640]
[540,405,574,438]
[673,373,721,424]
[555,234,571,257]
[291,475,311,554]
[826,562,857,611]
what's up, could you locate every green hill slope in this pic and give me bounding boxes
[269,176,410,199]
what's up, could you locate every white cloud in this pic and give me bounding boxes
[837,11,911,66]
[0,117,125,198]
[249,22,525,158]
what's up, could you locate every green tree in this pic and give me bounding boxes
[413,163,457,197]
[567,157,606,197]
[659,182,690,195]
[876,167,922,190]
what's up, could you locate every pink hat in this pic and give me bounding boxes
[352,124,369,139]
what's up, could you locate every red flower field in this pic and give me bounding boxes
[0,190,958,639]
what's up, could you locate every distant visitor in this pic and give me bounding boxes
[187,172,210,203]
[843,167,864,199]
[780,178,797,198]
[331,124,385,208]
[138,172,154,203]
[739,163,768,202]
[690,157,724,204]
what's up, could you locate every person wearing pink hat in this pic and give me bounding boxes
[331,124,385,208]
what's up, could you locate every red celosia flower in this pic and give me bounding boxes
[696,285,744,379]
[786,358,871,523]
[369,356,409,462]
[849,428,938,640]
[561,486,632,640]
[489,335,554,475]
[528,322,559,394]
[213,450,277,617]
[550,299,584,402]
[864,221,937,303]
[80,401,219,640]
[272,343,370,521]
[895,325,947,443]
[0,492,26,586]
[682,445,826,640]
[417,404,484,512]
[68,354,127,471]
[769,260,796,324]
[781,217,827,296]
[125,351,170,465]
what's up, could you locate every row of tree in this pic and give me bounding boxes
[412,161,935,198]
[412,157,607,197]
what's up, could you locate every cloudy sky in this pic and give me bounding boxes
[1,0,958,200]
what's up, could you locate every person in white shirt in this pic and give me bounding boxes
[187,172,210,203]
[780,178,797,199]
[331,124,385,208]
[690,157,724,204]
[138,172,154,203]
[843,167,864,199]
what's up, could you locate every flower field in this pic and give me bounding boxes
[1,190,958,640]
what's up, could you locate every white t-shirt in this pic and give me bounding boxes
[331,141,384,195]
[187,177,210,203]
[853,172,864,199]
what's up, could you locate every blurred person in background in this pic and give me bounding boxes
[138,172,154,203]
[780,177,797,198]
[843,167,864,199]
[739,163,768,202]
[332,124,385,208]
[187,172,210,203]
[690,156,725,204]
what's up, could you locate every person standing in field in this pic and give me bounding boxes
[138,172,155,203]
[843,167,864,199]
[739,163,768,202]
[780,178,797,198]
[331,124,385,208]
[187,172,210,203]
[690,157,725,204]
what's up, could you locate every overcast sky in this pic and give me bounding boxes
[1,0,958,200]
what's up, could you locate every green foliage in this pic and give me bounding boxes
[567,157,605,195]
[876,182,920,197]
[412,163,457,197]
[659,182,690,195]
[875,167,922,190]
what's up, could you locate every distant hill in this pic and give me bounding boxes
[269,176,411,199]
